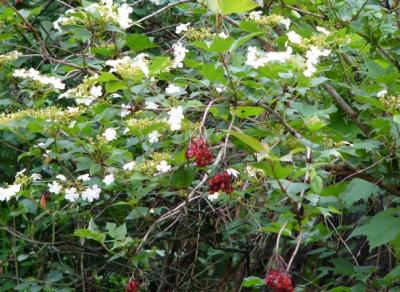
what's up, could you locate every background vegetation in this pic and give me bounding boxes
[1,0,400,291]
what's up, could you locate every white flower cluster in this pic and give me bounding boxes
[377,89,387,98]
[53,9,76,31]
[54,1,132,31]
[0,50,22,65]
[0,184,21,202]
[248,11,291,30]
[167,106,184,131]
[102,128,117,141]
[13,68,65,90]
[165,83,185,95]
[106,54,150,78]
[85,0,132,29]
[148,130,160,144]
[48,174,102,203]
[59,74,102,106]
[171,42,188,69]
[303,46,331,77]
[287,31,302,45]
[246,46,293,69]
[156,160,171,173]
[149,0,162,5]
[176,23,190,34]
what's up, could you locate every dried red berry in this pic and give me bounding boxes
[185,138,213,167]
[264,269,293,292]
[125,280,140,292]
[208,172,234,194]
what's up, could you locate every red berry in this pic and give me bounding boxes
[264,270,293,292]
[126,280,140,292]
[185,138,213,167]
[208,172,234,194]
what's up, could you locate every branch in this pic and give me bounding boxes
[137,0,192,24]
[322,83,369,136]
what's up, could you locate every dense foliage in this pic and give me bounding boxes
[1,0,400,291]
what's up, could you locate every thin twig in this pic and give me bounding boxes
[137,0,192,23]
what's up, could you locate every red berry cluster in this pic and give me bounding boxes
[264,270,293,292]
[208,172,234,194]
[185,138,213,167]
[125,280,140,292]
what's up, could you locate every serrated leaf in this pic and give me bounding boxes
[74,228,105,243]
[219,0,260,15]
[170,166,195,188]
[350,208,400,250]
[242,276,264,287]
[126,34,157,52]
[340,178,381,208]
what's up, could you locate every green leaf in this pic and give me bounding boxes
[230,129,268,153]
[200,64,224,83]
[384,264,400,284]
[340,178,381,208]
[253,162,292,179]
[310,175,323,194]
[234,106,264,118]
[126,34,157,52]
[106,222,127,241]
[350,208,400,250]
[242,276,264,287]
[170,166,195,188]
[74,229,106,243]
[219,0,260,15]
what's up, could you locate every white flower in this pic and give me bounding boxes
[31,173,42,181]
[77,174,91,181]
[0,184,21,201]
[216,85,227,93]
[148,131,160,144]
[15,168,26,177]
[90,85,102,97]
[218,32,228,39]
[226,168,240,178]
[149,208,155,214]
[167,106,184,131]
[133,53,150,77]
[246,165,257,177]
[56,174,67,182]
[377,89,387,98]
[13,68,65,90]
[287,31,302,44]
[171,42,188,69]
[145,101,159,110]
[246,46,292,69]
[165,84,184,95]
[81,184,101,202]
[106,54,149,77]
[156,160,171,173]
[149,0,162,4]
[316,26,330,35]
[117,3,133,29]
[102,128,117,141]
[67,107,79,114]
[103,174,115,185]
[120,104,133,117]
[249,11,262,20]
[207,192,219,202]
[65,187,79,202]
[303,46,331,77]
[280,18,291,30]
[123,161,136,171]
[175,23,190,34]
[48,181,62,194]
